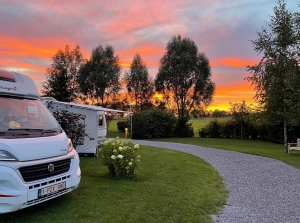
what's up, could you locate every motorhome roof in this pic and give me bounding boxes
[0,69,39,99]
[0,69,16,82]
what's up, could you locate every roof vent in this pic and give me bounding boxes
[0,69,16,82]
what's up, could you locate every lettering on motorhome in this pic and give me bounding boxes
[0,85,18,91]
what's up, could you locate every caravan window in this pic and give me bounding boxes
[98,115,104,126]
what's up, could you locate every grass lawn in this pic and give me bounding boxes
[0,146,227,223]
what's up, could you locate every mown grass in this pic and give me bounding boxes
[0,146,227,223]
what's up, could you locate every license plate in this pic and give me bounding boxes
[38,182,66,197]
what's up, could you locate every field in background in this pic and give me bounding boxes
[107,118,228,138]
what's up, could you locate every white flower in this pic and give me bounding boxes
[134,144,139,149]
[112,142,115,145]
[118,146,123,151]
[117,154,124,159]
[111,155,116,159]
[113,149,117,153]
[128,162,133,166]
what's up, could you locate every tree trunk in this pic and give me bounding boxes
[284,119,288,153]
[241,124,243,139]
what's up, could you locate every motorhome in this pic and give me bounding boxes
[0,69,81,214]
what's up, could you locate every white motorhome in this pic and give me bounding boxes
[42,100,108,156]
[0,69,81,214]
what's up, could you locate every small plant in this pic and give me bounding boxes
[99,137,140,178]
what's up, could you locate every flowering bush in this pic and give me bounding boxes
[99,137,140,178]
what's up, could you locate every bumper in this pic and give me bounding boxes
[0,152,81,214]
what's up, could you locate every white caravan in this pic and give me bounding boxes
[0,69,81,214]
[42,100,108,156]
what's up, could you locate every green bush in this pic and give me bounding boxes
[132,108,176,139]
[98,137,140,178]
[145,108,176,138]
[220,120,236,138]
[117,120,130,132]
[132,111,148,139]
[198,126,209,138]
[198,119,222,138]
[174,117,194,137]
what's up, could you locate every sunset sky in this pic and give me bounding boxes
[0,0,298,110]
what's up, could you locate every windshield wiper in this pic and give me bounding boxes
[42,129,58,133]
[8,128,43,132]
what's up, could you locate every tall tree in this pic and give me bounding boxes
[229,100,251,139]
[155,35,215,119]
[42,45,84,102]
[245,0,300,152]
[125,53,154,110]
[77,45,121,106]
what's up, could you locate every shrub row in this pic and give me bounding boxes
[198,118,300,143]
[117,108,194,139]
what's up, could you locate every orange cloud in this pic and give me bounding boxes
[207,84,256,111]
[120,63,131,68]
[211,57,258,67]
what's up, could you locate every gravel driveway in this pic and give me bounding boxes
[132,140,300,223]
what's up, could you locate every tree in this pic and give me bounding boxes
[77,45,121,106]
[229,100,251,139]
[212,109,228,118]
[155,35,215,119]
[245,0,300,152]
[42,45,84,102]
[125,53,154,110]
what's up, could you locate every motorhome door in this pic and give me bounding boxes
[97,112,107,142]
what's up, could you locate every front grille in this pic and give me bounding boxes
[19,159,71,182]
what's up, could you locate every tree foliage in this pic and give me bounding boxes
[77,45,121,106]
[125,53,154,110]
[42,45,84,102]
[245,0,300,151]
[229,100,252,139]
[155,35,215,119]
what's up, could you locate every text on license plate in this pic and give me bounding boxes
[38,182,66,197]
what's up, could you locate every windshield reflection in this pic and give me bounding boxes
[0,97,61,137]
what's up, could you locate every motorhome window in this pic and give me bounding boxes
[98,115,103,126]
[0,97,61,137]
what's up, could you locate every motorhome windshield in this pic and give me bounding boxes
[0,96,61,138]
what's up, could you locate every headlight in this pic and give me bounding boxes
[0,150,19,161]
[68,139,74,153]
